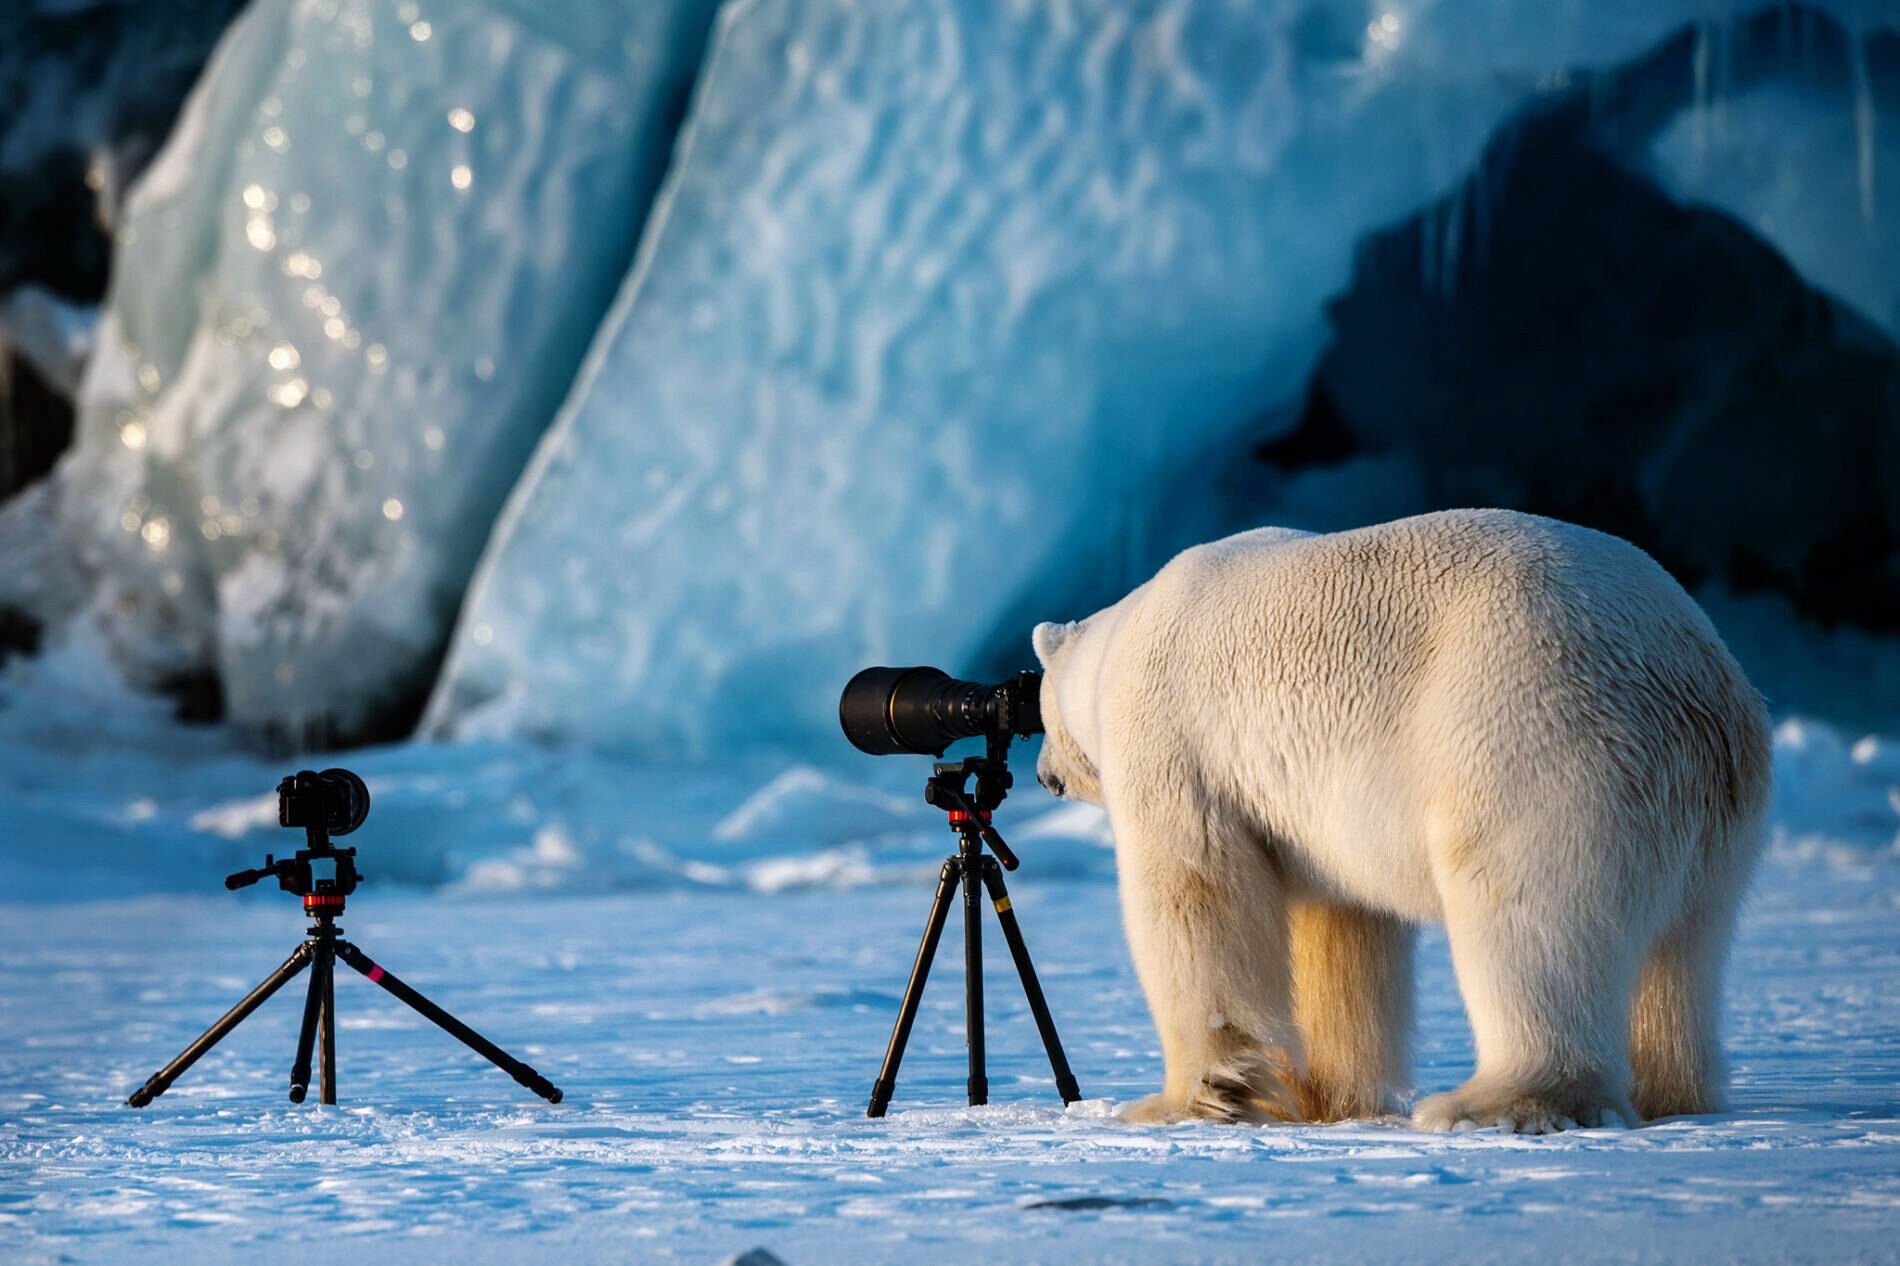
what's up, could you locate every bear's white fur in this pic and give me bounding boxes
[1032,509,1769,1133]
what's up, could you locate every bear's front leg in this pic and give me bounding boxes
[1111,786,1302,1124]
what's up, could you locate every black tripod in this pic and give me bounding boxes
[868,733,1081,1117]
[127,769,562,1108]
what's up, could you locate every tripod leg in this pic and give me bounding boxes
[288,948,326,1103]
[318,943,337,1105]
[869,858,960,1118]
[980,859,1083,1105]
[964,849,986,1107]
[331,940,563,1103]
[126,943,315,1107]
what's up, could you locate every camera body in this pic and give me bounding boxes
[277,768,371,837]
[839,667,1043,757]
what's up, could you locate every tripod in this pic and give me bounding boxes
[127,783,562,1108]
[868,733,1082,1117]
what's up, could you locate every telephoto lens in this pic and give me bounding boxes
[838,666,1042,756]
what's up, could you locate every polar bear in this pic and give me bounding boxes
[1032,509,1769,1133]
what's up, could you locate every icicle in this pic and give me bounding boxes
[1690,19,1712,181]
[1439,183,1464,302]
[1849,26,1877,227]
[1471,155,1491,274]
[1712,11,1733,145]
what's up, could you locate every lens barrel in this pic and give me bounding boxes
[838,666,1042,756]
[319,767,371,836]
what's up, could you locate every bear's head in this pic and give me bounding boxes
[1031,619,1102,804]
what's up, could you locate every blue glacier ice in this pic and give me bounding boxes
[0,0,716,738]
[426,0,1892,756]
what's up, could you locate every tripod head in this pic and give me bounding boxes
[923,729,1022,870]
[224,768,369,919]
[224,842,361,916]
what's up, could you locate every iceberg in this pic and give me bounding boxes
[429,0,1881,755]
[2,0,716,741]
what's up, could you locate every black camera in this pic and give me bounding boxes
[837,664,1083,1116]
[276,767,371,837]
[225,767,369,897]
[839,667,1044,757]
[135,763,566,1110]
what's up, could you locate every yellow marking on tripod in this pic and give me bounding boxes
[993,896,1012,913]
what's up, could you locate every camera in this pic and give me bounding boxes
[837,663,1082,1115]
[838,667,1043,757]
[276,767,371,837]
[224,767,371,896]
[133,764,565,1109]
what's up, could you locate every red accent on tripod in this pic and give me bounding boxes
[945,809,992,825]
[302,894,345,912]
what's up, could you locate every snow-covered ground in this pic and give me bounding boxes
[3,650,1899,1264]
[5,863,1899,1264]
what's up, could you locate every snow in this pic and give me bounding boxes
[427,0,1896,756]
[4,850,1898,1263]
[0,0,717,738]
[3,643,1899,1262]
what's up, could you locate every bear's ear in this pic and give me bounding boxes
[1032,620,1076,666]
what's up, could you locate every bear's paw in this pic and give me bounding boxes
[1412,1080,1637,1135]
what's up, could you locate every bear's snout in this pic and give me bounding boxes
[1038,770,1065,797]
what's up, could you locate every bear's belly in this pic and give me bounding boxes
[1286,835,1444,923]
[1268,791,1447,925]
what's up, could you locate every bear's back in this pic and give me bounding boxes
[1151,508,1708,652]
[1122,508,1755,774]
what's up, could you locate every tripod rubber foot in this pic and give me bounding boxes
[1057,1075,1081,1104]
[289,1084,308,1103]
[126,1080,163,1108]
[513,1066,562,1103]
[868,1078,896,1119]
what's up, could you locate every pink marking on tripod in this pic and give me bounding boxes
[366,964,385,983]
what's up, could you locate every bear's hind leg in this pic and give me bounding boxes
[1290,902,1414,1121]
[1416,881,1642,1134]
[1112,790,1301,1125]
[1629,856,1750,1120]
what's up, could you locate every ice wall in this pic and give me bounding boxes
[428,0,1860,756]
[1644,22,1898,336]
[1,0,716,740]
